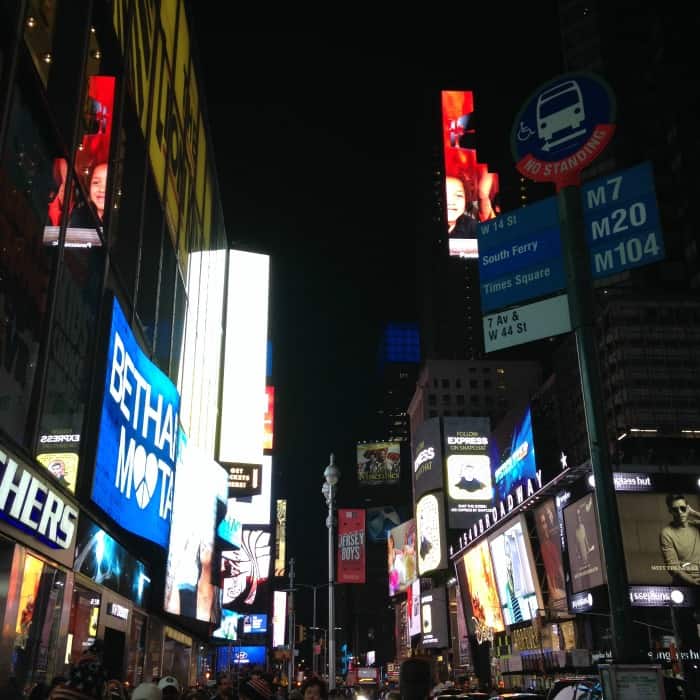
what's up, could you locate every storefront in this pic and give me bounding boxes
[0,443,79,687]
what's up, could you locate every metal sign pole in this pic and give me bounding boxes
[558,185,642,663]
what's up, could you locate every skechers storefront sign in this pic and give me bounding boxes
[92,298,179,548]
[1,446,78,558]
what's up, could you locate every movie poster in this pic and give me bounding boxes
[357,442,400,485]
[461,540,505,634]
[563,493,606,593]
[534,499,567,608]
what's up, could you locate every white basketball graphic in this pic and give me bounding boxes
[132,445,159,509]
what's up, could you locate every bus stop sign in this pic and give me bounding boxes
[511,72,616,189]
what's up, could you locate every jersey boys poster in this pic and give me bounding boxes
[337,509,366,584]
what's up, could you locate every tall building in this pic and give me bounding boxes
[0,1,269,686]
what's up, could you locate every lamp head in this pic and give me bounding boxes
[324,453,340,486]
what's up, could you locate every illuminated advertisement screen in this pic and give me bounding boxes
[421,586,449,648]
[74,515,151,609]
[216,645,266,671]
[618,492,700,588]
[416,492,447,575]
[563,493,606,593]
[274,499,287,576]
[534,500,567,608]
[488,516,542,625]
[212,611,268,640]
[388,519,417,596]
[462,540,505,633]
[227,455,272,526]
[357,441,400,486]
[36,434,79,493]
[219,250,269,466]
[412,418,444,501]
[366,505,402,543]
[491,405,537,505]
[408,579,421,637]
[443,417,492,529]
[44,75,115,247]
[272,590,287,647]
[163,432,227,621]
[441,90,499,259]
[221,528,271,612]
[92,297,180,548]
[264,386,275,451]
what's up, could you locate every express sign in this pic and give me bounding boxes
[92,297,180,548]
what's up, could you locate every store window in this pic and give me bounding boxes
[67,585,101,667]
[11,553,67,688]
[0,87,59,450]
[23,0,59,87]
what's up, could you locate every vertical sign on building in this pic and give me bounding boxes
[337,509,366,584]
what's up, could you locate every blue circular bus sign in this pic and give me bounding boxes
[511,72,616,188]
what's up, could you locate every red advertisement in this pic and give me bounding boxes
[441,90,499,259]
[263,386,274,451]
[337,509,366,584]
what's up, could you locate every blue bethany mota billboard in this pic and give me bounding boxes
[92,298,179,548]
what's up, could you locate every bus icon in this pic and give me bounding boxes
[536,80,586,150]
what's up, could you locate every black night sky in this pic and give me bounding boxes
[187,18,563,614]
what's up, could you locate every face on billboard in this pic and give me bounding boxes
[221,529,271,611]
[534,500,566,607]
[618,492,700,587]
[412,418,444,501]
[444,417,492,529]
[416,492,447,575]
[164,435,227,622]
[441,90,500,259]
[462,541,505,633]
[75,516,151,609]
[357,442,400,486]
[491,406,537,504]
[92,298,180,549]
[488,517,541,625]
[563,493,606,593]
[387,519,417,596]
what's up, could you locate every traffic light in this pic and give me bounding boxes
[295,624,306,643]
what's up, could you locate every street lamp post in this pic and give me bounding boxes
[322,453,340,690]
[295,582,329,676]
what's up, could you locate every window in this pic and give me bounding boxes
[442,394,450,405]
[455,378,462,388]
[456,395,465,405]
[442,378,449,388]
[484,380,492,389]
[23,0,59,87]
[429,410,437,418]
[470,380,478,389]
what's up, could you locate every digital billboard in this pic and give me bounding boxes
[274,499,287,576]
[441,90,499,259]
[421,586,449,648]
[221,528,271,612]
[461,540,505,634]
[563,493,606,594]
[44,75,115,247]
[35,434,80,493]
[272,590,287,647]
[491,404,537,505]
[618,492,700,588]
[408,579,421,637]
[264,386,275,451]
[416,492,447,575]
[163,432,227,622]
[212,611,268,641]
[366,505,402,543]
[74,515,151,609]
[412,418,444,501]
[534,500,567,608]
[216,645,266,671]
[388,519,417,596]
[219,250,269,466]
[488,516,542,625]
[357,442,400,486]
[443,417,492,529]
[92,297,180,549]
[228,455,272,526]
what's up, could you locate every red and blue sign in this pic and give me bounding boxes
[511,73,616,188]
